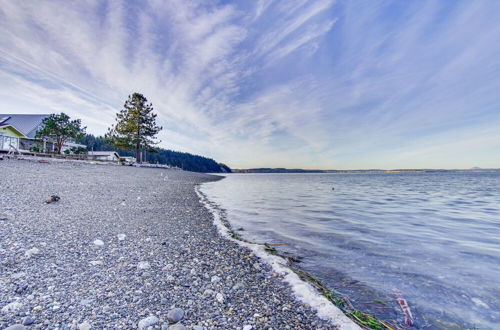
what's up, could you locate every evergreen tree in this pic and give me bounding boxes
[36,113,86,154]
[106,93,162,163]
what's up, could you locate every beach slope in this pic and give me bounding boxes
[0,159,347,329]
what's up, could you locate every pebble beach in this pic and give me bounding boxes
[0,158,344,329]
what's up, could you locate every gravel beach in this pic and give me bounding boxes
[0,158,339,329]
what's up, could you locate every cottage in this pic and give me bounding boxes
[0,121,24,151]
[0,114,86,153]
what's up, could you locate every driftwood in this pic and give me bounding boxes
[45,195,61,204]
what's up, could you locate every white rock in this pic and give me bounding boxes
[93,239,104,247]
[243,326,253,330]
[138,315,159,329]
[215,293,224,304]
[203,289,214,296]
[253,263,261,270]
[2,301,23,313]
[78,321,91,330]
[137,261,150,270]
[24,248,40,258]
[211,276,221,283]
[89,260,103,266]
[117,234,126,241]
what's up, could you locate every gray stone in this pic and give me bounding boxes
[169,324,187,330]
[2,301,23,313]
[137,261,150,270]
[138,315,159,329]
[166,308,184,323]
[22,316,34,326]
[78,321,91,330]
[5,325,27,330]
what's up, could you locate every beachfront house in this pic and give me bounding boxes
[0,114,86,153]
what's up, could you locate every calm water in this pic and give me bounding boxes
[201,172,500,329]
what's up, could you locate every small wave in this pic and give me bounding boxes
[195,186,360,330]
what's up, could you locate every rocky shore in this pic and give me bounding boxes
[0,158,346,329]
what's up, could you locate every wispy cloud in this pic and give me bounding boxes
[0,0,499,169]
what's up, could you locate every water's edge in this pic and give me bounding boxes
[195,184,361,329]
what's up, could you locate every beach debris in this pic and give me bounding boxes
[395,291,414,326]
[89,260,103,266]
[211,275,221,283]
[167,308,185,323]
[117,234,126,241]
[138,315,159,329]
[93,239,104,247]
[0,214,8,221]
[45,195,60,204]
[24,247,40,258]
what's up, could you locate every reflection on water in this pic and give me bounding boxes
[201,172,500,329]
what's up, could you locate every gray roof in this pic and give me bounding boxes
[0,114,50,138]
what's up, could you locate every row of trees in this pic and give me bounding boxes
[80,134,231,172]
[35,93,231,172]
[37,93,161,162]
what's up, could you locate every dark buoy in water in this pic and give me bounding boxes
[332,187,335,190]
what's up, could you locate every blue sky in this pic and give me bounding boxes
[1,0,499,169]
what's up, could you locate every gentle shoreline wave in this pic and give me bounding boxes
[195,185,360,329]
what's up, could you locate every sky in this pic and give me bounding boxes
[1,0,499,170]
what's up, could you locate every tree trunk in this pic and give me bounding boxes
[136,144,141,163]
[57,138,63,154]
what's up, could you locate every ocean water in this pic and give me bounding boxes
[200,172,500,329]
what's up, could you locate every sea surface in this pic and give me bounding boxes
[201,172,500,329]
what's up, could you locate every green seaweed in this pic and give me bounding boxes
[216,209,393,330]
[289,267,392,329]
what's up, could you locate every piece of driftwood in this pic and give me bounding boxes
[45,195,61,204]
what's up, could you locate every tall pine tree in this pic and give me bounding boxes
[106,93,162,163]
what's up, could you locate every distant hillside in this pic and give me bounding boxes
[81,134,231,173]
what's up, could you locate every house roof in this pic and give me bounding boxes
[0,124,26,138]
[0,114,50,138]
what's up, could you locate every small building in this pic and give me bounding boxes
[0,114,86,153]
[87,151,121,161]
[0,122,25,151]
